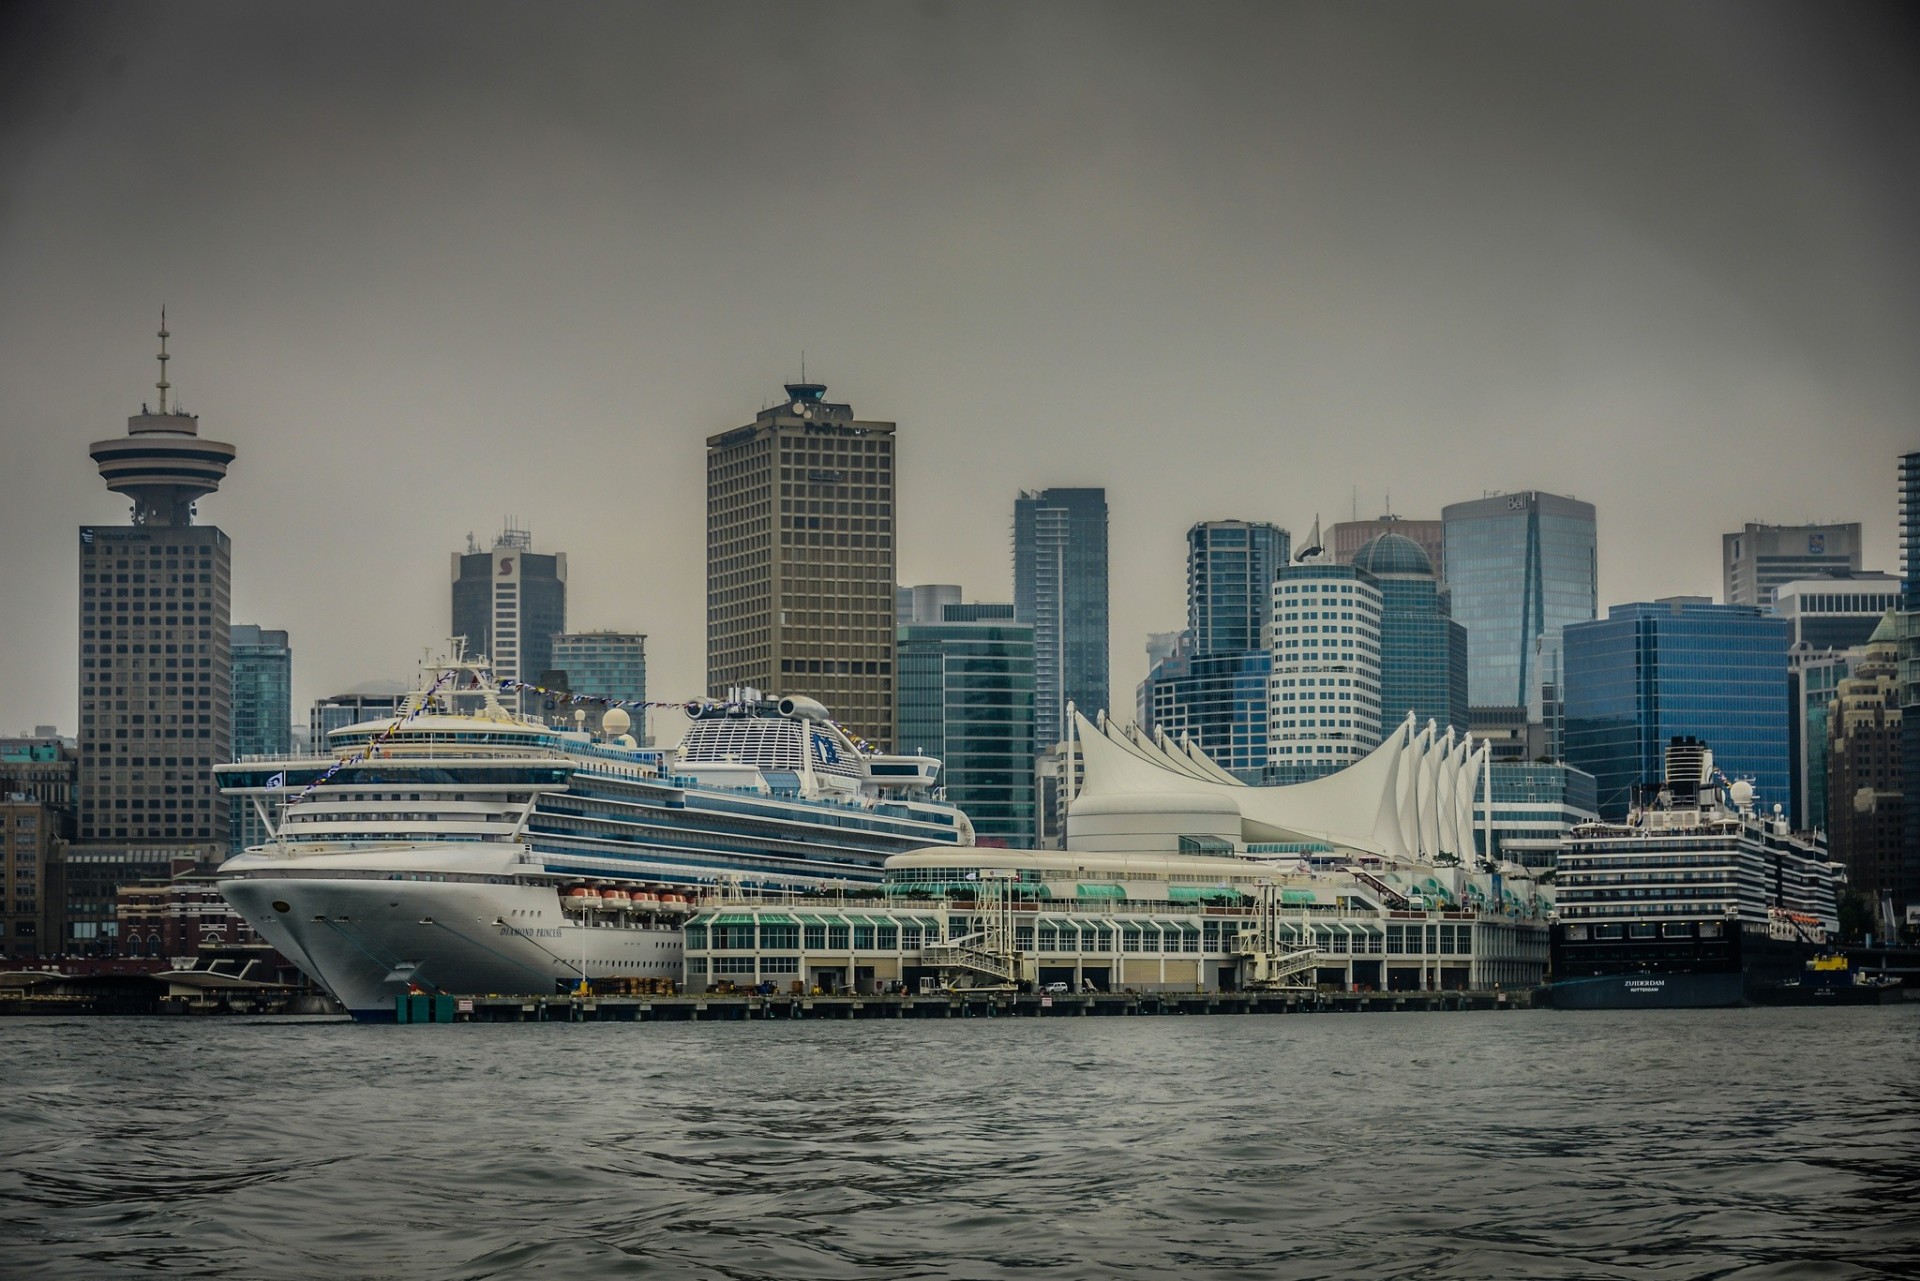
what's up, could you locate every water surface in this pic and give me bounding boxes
[3,1007,1917,1279]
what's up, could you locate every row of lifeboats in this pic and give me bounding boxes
[560,884,694,914]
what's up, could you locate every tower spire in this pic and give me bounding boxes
[156,306,171,414]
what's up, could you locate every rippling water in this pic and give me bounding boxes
[3,1007,1917,1279]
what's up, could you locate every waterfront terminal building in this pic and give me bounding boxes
[685,709,1551,995]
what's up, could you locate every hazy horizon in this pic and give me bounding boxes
[4,1,1917,742]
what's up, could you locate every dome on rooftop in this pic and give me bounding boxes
[1352,532,1432,577]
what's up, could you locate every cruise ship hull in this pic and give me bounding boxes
[1547,923,1822,1010]
[1547,971,1747,1009]
[220,852,683,1021]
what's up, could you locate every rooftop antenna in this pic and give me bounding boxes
[156,306,171,413]
[800,350,806,384]
[1351,485,1357,522]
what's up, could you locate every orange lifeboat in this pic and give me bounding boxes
[601,888,632,912]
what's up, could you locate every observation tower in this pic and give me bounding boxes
[88,310,237,525]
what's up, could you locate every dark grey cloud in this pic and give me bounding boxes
[2,1,1916,735]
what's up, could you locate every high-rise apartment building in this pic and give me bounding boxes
[1331,516,1445,583]
[1563,599,1789,821]
[73,317,237,954]
[1442,490,1597,714]
[229,624,291,856]
[552,631,648,736]
[452,522,566,707]
[1014,487,1108,750]
[896,600,1036,845]
[1267,561,1383,781]
[707,382,897,748]
[1352,533,1468,738]
[1723,522,1863,607]
[1826,615,1908,917]
[1186,521,1289,655]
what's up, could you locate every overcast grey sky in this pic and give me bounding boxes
[3,1,1916,741]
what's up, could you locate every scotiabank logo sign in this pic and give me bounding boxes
[497,557,514,576]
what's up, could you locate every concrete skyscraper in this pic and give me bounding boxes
[1723,522,1863,607]
[707,382,897,749]
[1014,487,1108,751]
[452,522,566,708]
[1442,490,1597,717]
[73,315,236,953]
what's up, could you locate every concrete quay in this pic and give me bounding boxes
[397,988,1536,1023]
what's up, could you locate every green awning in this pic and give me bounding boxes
[797,915,832,926]
[916,916,944,932]
[1076,883,1127,899]
[1280,889,1317,904]
[714,914,755,924]
[1173,919,1201,933]
[755,913,798,925]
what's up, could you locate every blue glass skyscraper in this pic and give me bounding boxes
[1352,533,1467,737]
[1141,650,1273,783]
[1563,599,1789,820]
[1014,488,1108,749]
[1442,491,1597,712]
[1186,521,1289,654]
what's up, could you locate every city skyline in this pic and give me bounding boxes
[3,3,1917,738]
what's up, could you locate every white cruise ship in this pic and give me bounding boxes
[214,652,971,1019]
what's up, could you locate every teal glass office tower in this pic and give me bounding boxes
[229,624,291,856]
[897,606,1036,845]
[553,631,647,722]
[1014,488,1108,749]
[1442,491,1596,712]
[1352,533,1467,737]
[1563,599,1789,820]
[1187,521,1289,654]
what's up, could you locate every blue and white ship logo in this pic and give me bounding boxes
[812,733,840,766]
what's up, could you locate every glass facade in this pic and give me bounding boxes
[1141,650,1272,782]
[1470,762,1598,866]
[1186,521,1289,654]
[1789,647,1854,832]
[553,632,648,735]
[1442,491,1597,713]
[1267,564,1382,781]
[896,615,1036,845]
[1563,601,1789,821]
[1353,534,1468,737]
[229,624,292,857]
[1014,488,1108,750]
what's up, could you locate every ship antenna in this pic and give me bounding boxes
[156,306,171,414]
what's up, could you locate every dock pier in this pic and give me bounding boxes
[395,988,1533,1023]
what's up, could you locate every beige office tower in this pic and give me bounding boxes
[706,382,897,749]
